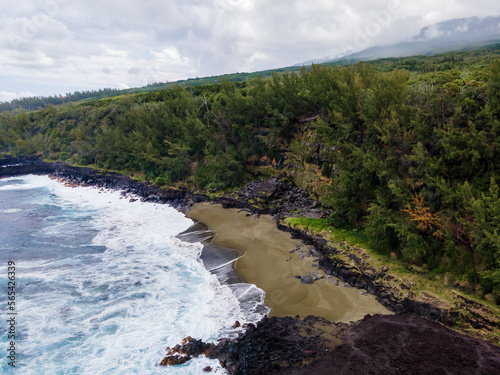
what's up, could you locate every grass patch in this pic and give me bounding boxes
[284,217,371,249]
[330,226,371,249]
[131,175,147,182]
[284,217,330,233]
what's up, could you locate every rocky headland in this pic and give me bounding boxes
[161,314,500,374]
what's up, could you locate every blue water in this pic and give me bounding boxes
[0,175,267,374]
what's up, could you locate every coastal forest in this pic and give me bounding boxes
[1,45,500,304]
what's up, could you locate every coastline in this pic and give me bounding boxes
[2,157,499,373]
[187,202,391,322]
[1,157,498,330]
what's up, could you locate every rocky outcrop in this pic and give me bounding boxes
[161,314,500,374]
[0,155,57,176]
[225,177,328,219]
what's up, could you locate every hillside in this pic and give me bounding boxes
[1,46,500,309]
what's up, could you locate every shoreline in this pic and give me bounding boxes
[2,158,499,373]
[187,202,391,322]
[1,165,390,322]
[1,157,497,331]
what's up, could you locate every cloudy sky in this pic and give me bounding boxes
[0,0,499,101]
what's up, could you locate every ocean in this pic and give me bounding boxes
[0,175,268,374]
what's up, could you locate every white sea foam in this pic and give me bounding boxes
[0,176,50,190]
[2,175,267,374]
[0,183,27,190]
[1,208,22,213]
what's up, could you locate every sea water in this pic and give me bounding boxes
[0,175,268,374]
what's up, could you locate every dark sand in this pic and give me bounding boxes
[188,203,391,322]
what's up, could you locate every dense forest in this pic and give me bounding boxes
[1,45,500,303]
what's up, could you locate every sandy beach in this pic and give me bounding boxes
[188,202,391,322]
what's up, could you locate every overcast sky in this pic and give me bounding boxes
[0,0,499,101]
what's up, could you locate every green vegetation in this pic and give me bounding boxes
[284,217,371,249]
[1,44,500,304]
[285,217,331,233]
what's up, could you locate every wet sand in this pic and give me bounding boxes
[187,203,391,322]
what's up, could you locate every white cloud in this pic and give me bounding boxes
[0,91,17,102]
[0,90,38,102]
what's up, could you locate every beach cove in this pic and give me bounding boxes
[188,202,391,322]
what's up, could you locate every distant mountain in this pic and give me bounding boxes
[302,15,500,65]
[412,16,500,43]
